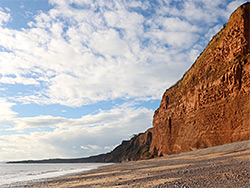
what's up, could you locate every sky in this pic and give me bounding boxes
[0,0,248,162]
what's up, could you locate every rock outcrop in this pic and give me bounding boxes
[148,2,250,158]
[102,2,250,161]
[84,2,250,162]
[105,2,250,161]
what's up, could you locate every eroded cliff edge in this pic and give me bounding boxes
[148,2,250,158]
[98,2,250,162]
[108,2,250,161]
[75,2,250,162]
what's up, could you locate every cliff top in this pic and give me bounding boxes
[163,2,250,106]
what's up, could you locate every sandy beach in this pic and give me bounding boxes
[13,140,250,188]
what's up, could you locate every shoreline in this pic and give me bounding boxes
[9,140,250,188]
[0,163,112,188]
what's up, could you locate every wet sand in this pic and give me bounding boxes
[14,140,250,188]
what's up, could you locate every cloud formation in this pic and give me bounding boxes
[0,8,11,26]
[1,0,233,107]
[0,104,153,161]
[0,98,17,120]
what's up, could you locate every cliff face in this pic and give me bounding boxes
[102,129,153,162]
[100,3,250,162]
[11,3,250,164]
[149,2,250,157]
[103,3,250,161]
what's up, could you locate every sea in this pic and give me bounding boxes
[0,163,110,187]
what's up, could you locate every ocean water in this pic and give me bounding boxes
[0,163,110,187]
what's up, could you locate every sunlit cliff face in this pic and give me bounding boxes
[150,2,250,157]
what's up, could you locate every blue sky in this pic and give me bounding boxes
[0,0,247,161]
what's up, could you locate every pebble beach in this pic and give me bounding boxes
[11,140,250,188]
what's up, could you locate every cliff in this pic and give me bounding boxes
[148,2,250,157]
[108,2,250,161]
[93,2,250,161]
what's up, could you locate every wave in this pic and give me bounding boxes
[0,163,110,187]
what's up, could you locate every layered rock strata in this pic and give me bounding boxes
[149,2,250,157]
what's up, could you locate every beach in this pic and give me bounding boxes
[11,140,250,188]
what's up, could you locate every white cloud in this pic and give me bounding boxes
[104,145,116,150]
[0,0,235,107]
[161,17,199,32]
[182,1,214,23]
[0,8,11,26]
[189,49,200,63]
[0,105,153,161]
[0,98,17,121]
[0,76,39,85]
[226,0,246,17]
[80,146,88,150]
[87,144,102,150]
[151,30,199,49]
[205,24,223,41]
[20,4,25,9]
[90,29,129,56]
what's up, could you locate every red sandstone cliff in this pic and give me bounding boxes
[149,2,250,157]
[101,2,250,162]
[104,2,250,161]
